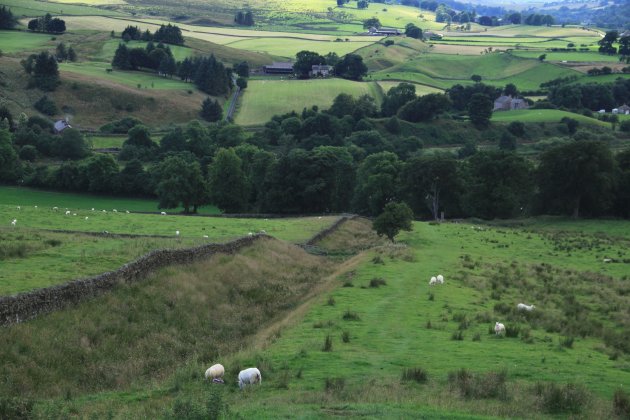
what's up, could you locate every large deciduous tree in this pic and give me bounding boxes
[352,151,402,215]
[381,82,416,117]
[155,154,207,213]
[293,50,326,79]
[536,141,616,218]
[208,148,249,213]
[468,93,493,128]
[334,54,367,81]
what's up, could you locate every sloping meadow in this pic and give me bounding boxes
[0,238,332,399]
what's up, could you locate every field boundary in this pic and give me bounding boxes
[303,214,357,246]
[0,234,268,327]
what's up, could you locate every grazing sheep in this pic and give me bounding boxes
[72,213,77,216]
[238,368,262,389]
[65,210,71,215]
[175,231,180,236]
[91,208,95,211]
[260,229,266,234]
[205,364,225,381]
[603,258,612,263]
[126,210,130,214]
[113,209,118,213]
[248,232,253,237]
[16,206,20,210]
[11,219,17,226]
[85,217,89,220]
[495,322,506,335]
[203,235,209,238]
[517,303,535,312]
[34,206,37,209]
[160,211,167,215]
[429,276,438,286]
[53,207,58,211]
[436,274,444,284]
[102,210,107,213]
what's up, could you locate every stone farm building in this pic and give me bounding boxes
[263,62,294,75]
[54,119,71,133]
[493,95,529,112]
[368,27,401,36]
[310,65,332,77]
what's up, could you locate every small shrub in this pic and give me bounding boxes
[342,310,360,321]
[169,398,205,420]
[560,336,574,349]
[342,331,350,343]
[401,367,428,383]
[44,238,62,247]
[34,95,58,116]
[426,320,432,329]
[323,335,333,352]
[206,386,229,419]
[536,382,590,414]
[451,330,464,341]
[505,325,520,338]
[448,369,508,400]
[327,296,335,306]
[613,389,630,418]
[494,302,511,314]
[371,255,384,264]
[369,277,387,288]
[324,377,345,393]
[342,281,354,287]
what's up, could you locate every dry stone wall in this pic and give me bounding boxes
[0,234,268,327]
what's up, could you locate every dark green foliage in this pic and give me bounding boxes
[398,94,451,122]
[56,128,89,160]
[193,55,230,96]
[236,77,247,89]
[0,106,13,130]
[111,43,132,70]
[121,25,141,40]
[613,389,630,418]
[369,277,387,288]
[155,154,207,213]
[153,24,184,45]
[99,117,142,134]
[33,95,58,116]
[0,397,33,419]
[29,51,60,91]
[235,10,254,26]
[535,382,590,414]
[448,83,501,112]
[234,61,249,77]
[404,23,422,38]
[499,132,516,151]
[598,30,618,55]
[0,6,17,29]
[451,330,464,340]
[208,148,249,213]
[381,82,416,117]
[322,334,333,352]
[324,377,345,392]
[561,117,579,134]
[342,310,360,321]
[363,17,381,29]
[168,398,206,420]
[468,93,493,128]
[0,128,19,182]
[333,53,367,81]
[341,331,350,343]
[27,13,65,34]
[507,121,525,137]
[353,152,401,215]
[200,98,223,122]
[401,367,428,383]
[372,201,413,242]
[537,141,616,218]
[19,145,37,162]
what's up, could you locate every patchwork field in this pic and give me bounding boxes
[492,109,610,126]
[235,79,383,125]
[0,30,53,53]
[0,0,125,16]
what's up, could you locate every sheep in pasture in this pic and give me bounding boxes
[65,210,71,215]
[126,210,130,214]
[34,206,37,209]
[205,364,225,382]
[11,219,17,226]
[429,276,438,286]
[72,213,77,216]
[53,207,58,211]
[102,210,107,213]
[16,206,20,210]
[113,209,118,213]
[203,235,209,238]
[175,231,180,236]
[495,322,505,335]
[603,258,612,263]
[85,217,89,220]
[248,232,253,236]
[238,368,262,389]
[160,212,167,215]
[436,274,444,284]
[517,303,535,311]
[260,229,266,234]
[91,208,95,211]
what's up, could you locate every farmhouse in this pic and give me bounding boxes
[616,104,630,114]
[368,27,401,36]
[54,119,71,133]
[493,95,529,112]
[310,64,332,77]
[263,62,294,75]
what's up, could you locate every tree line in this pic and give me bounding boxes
[120,24,185,46]
[27,13,66,34]
[1,88,628,219]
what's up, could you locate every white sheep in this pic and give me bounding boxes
[91,208,95,211]
[16,206,20,210]
[517,303,535,312]
[248,232,253,236]
[113,209,118,213]
[102,210,107,213]
[429,276,438,286]
[34,206,37,209]
[160,211,167,215]
[175,230,180,236]
[11,219,17,226]
[260,229,266,234]
[436,274,444,284]
[495,322,506,335]
[203,235,209,238]
[72,213,77,216]
[603,258,612,263]
[65,210,71,215]
[238,367,261,389]
[126,210,130,214]
[85,216,89,220]
[53,207,58,211]
[205,364,225,381]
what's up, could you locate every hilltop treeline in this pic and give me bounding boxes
[1,89,629,219]
[120,24,184,45]
[111,44,230,95]
[27,13,65,34]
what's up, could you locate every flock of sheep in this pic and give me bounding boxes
[429,274,535,336]
[204,364,262,389]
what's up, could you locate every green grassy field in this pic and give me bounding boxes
[235,79,383,125]
[5,217,629,418]
[0,30,52,53]
[226,37,375,58]
[511,50,620,62]
[0,0,125,16]
[59,62,193,90]
[86,135,126,149]
[492,109,609,126]
[377,81,442,96]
